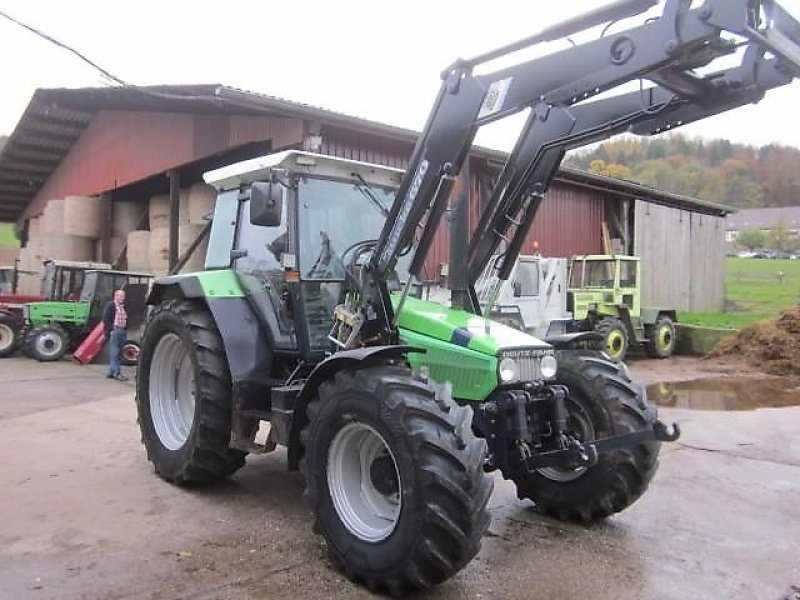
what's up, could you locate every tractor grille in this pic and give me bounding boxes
[500,349,553,382]
[517,355,544,381]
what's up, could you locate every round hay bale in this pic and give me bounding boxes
[94,236,127,265]
[178,224,207,272]
[149,194,170,229]
[63,195,102,239]
[126,231,151,271]
[42,199,65,235]
[148,227,170,273]
[44,234,94,262]
[150,193,189,229]
[27,216,41,239]
[188,182,216,224]
[112,201,144,237]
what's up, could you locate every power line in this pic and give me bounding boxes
[0,8,227,104]
[0,7,128,86]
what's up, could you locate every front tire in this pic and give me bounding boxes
[26,324,69,362]
[0,312,22,358]
[301,366,492,594]
[136,300,246,484]
[511,351,660,523]
[596,317,629,363]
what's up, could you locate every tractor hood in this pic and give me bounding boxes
[392,295,550,356]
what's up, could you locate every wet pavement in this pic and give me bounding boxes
[647,377,800,411]
[0,357,799,599]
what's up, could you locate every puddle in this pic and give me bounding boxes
[646,378,800,411]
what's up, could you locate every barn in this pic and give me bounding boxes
[0,84,732,311]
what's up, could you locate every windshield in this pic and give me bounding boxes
[571,260,616,288]
[298,178,407,280]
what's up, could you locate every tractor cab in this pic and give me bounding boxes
[40,260,113,301]
[567,255,640,320]
[0,265,15,295]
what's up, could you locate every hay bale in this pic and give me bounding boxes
[63,195,102,239]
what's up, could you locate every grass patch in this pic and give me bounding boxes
[682,257,800,329]
[0,223,19,248]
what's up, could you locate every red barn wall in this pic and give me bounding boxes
[24,110,304,218]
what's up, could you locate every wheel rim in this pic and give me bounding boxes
[327,422,402,543]
[606,328,625,359]
[122,343,140,363]
[35,331,63,357]
[149,333,195,451]
[0,323,13,352]
[657,323,673,350]
[538,397,596,482]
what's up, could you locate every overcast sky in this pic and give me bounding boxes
[1,0,799,152]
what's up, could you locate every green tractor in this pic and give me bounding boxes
[568,255,677,363]
[23,260,151,362]
[137,150,673,592]
[134,0,798,592]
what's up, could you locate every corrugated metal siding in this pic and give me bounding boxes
[320,129,412,169]
[423,171,604,279]
[526,183,604,257]
[634,200,725,312]
[24,111,304,219]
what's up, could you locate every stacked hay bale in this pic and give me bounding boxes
[18,183,216,284]
[143,184,213,275]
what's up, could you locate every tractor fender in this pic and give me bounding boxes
[545,330,603,349]
[285,345,423,470]
[146,277,273,388]
[146,276,205,305]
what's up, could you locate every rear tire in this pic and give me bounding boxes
[645,315,676,358]
[136,300,246,485]
[301,365,492,594]
[511,351,660,523]
[595,317,629,363]
[0,312,22,358]
[26,324,69,362]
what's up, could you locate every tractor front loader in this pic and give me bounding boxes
[136,0,800,593]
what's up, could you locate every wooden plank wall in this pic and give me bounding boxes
[634,200,725,312]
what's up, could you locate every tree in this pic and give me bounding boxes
[736,228,767,251]
[767,221,798,252]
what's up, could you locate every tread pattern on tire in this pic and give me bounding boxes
[512,351,660,524]
[645,315,676,359]
[595,317,629,363]
[136,299,245,485]
[26,323,69,362]
[300,365,492,595]
[0,311,23,358]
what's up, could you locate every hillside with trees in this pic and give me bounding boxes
[566,134,800,209]
[0,135,6,153]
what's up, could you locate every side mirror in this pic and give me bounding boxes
[250,182,283,227]
[512,281,522,297]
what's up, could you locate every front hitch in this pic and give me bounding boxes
[524,419,681,472]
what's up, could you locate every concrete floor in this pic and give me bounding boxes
[0,356,798,599]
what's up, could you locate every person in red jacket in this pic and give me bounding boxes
[102,289,128,381]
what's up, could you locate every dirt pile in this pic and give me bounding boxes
[707,307,800,376]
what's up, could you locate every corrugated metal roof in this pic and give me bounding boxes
[0,83,734,221]
[725,205,800,230]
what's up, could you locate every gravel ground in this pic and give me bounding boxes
[0,356,798,600]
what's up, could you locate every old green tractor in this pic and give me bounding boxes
[23,261,151,362]
[568,255,677,362]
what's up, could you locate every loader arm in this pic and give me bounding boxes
[343,0,800,346]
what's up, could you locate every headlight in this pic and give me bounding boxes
[498,357,519,383]
[497,350,558,383]
[540,354,558,379]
